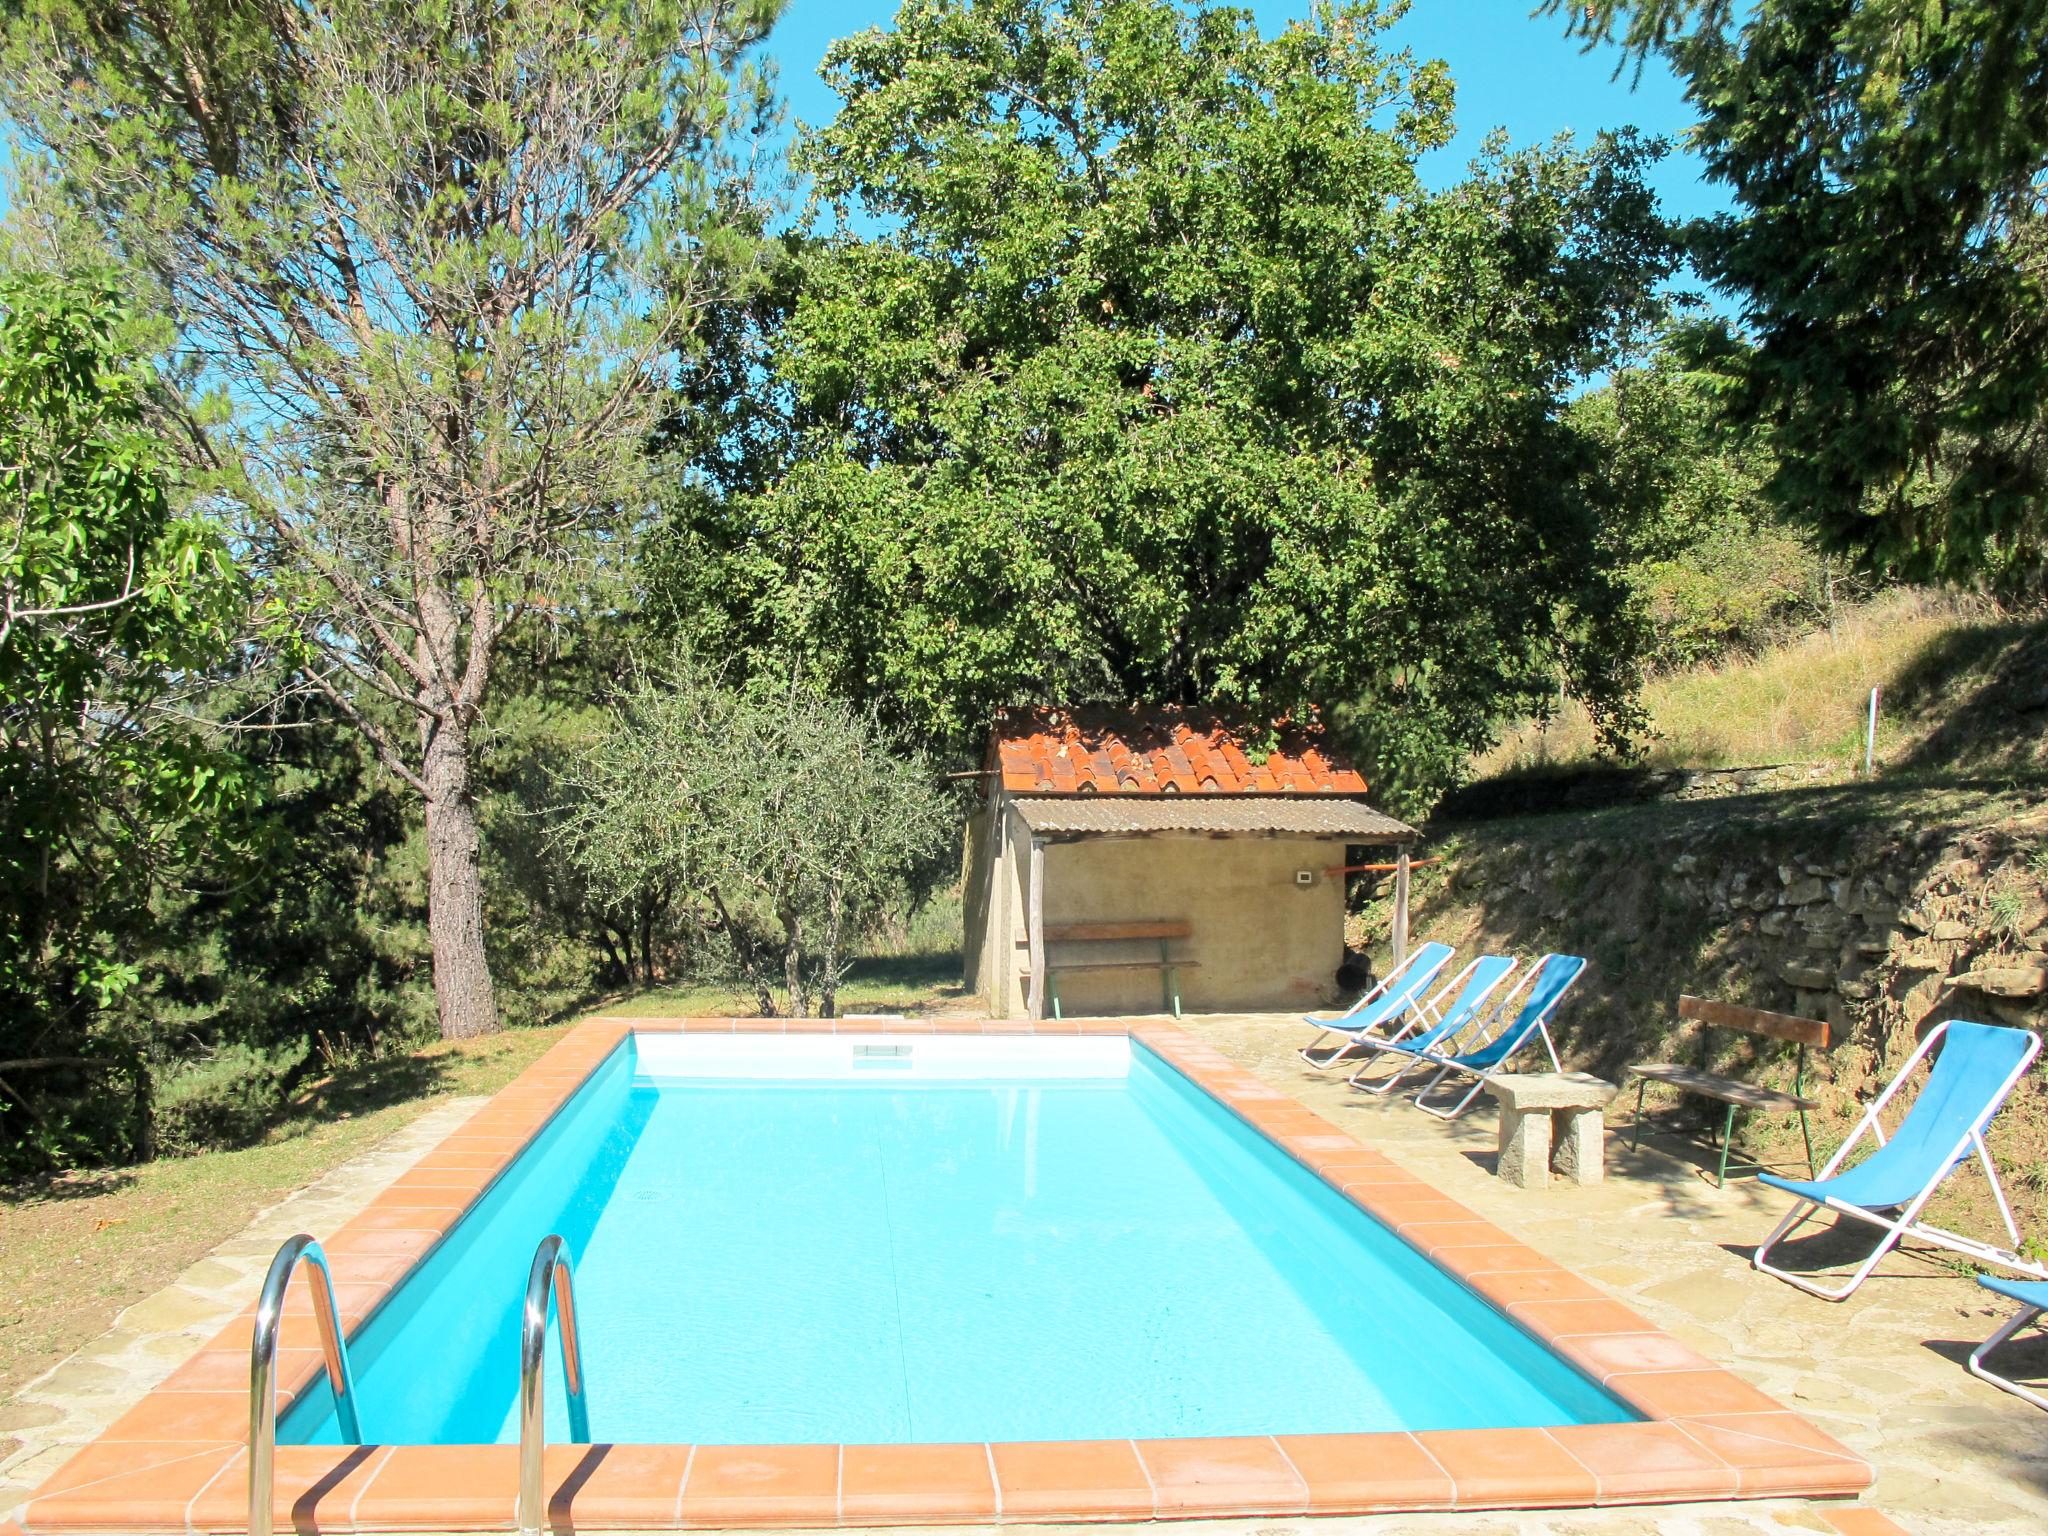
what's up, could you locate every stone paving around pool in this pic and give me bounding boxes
[1,1013,2042,1536]
[0,1098,488,1522]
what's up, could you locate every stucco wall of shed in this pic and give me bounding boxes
[980,816,1348,1016]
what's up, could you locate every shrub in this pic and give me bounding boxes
[151,1041,309,1157]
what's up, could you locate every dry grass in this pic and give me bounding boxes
[1479,589,2024,776]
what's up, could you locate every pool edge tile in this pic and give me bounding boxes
[1132,1436,1307,1518]
[839,1443,998,1525]
[675,1442,840,1527]
[1273,1432,1454,1513]
[987,1439,1154,1521]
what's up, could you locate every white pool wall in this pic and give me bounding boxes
[629,1032,1133,1082]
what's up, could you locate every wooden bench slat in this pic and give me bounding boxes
[1023,960,1204,978]
[1045,920,1192,943]
[1629,1062,1816,1111]
[1678,994,1829,1048]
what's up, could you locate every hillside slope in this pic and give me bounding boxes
[1478,589,2048,781]
[1380,594,2048,1248]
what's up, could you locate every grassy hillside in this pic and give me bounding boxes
[1477,589,2048,781]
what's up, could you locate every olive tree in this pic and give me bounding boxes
[554,666,957,1017]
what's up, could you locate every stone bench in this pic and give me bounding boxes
[1483,1072,1620,1189]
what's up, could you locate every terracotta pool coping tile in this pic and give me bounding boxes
[97,1390,249,1443]
[676,1443,839,1526]
[839,1443,997,1524]
[1133,1436,1307,1517]
[542,1443,694,1529]
[351,1445,519,1530]
[185,1445,392,1534]
[1552,1331,1721,1384]
[1504,1297,1661,1337]
[1414,1428,1599,1509]
[23,1442,239,1531]
[1548,1421,1741,1504]
[160,1347,320,1394]
[1386,1220,1505,1257]
[1614,1368,1788,1419]
[15,1016,1877,1534]
[1671,1415,1871,1497]
[1436,1243,1559,1277]
[1465,1268,1610,1309]
[987,1440,1154,1520]
[319,1225,440,1260]
[1274,1433,1455,1512]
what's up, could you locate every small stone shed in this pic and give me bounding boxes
[961,706,1418,1019]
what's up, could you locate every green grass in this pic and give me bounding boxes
[0,1026,568,1407]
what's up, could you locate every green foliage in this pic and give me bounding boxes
[0,0,788,1038]
[555,664,959,1016]
[0,271,253,1170]
[151,1040,311,1158]
[1569,347,1832,669]
[1553,0,2048,595]
[660,0,1680,809]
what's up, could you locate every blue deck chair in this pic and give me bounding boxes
[1970,1275,2048,1411]
[1752,1019,2042,1301]
[1298,942,1454,1070]
[1404,954,1589,1121]
[1345,955,1519,1095]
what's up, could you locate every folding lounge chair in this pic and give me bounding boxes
[1752,1019,2043,1301]
[1345,955,1519,1095]
[1298,942,1454,1070]
[1969,1276,2048,1411]
[1404,954,1588,1121]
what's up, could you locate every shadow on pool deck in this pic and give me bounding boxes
[1178,1011,2048,1525]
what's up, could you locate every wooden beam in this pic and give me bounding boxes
[1026,837,1047,1020]
[1678,994,1830,1048]
[1391,848,1411,966]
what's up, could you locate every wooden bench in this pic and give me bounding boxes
[1033,920,1199,1019]
[1626,995,1830,1187]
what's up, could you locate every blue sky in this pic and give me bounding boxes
[765,1,1724,221]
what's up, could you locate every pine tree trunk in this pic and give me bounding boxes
[421,711,498,1038]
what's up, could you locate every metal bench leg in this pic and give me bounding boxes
[1715,1103,1739,1188]
[1630,1079,1647,1152]
[1798,1106,1817,1179]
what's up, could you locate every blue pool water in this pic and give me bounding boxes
[283,1035,1631,1445]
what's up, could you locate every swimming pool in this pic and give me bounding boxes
[283,1033,1629,1447]
[17,1018,1874,1532]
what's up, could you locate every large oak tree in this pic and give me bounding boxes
[664,0,1682,805]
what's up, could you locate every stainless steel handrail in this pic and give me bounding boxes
[249,1235,362,1536]
[517,1234,590,1536]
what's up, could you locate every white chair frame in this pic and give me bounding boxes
[1751,1020,2045,1302]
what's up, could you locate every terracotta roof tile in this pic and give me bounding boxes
[989,705,1370,797]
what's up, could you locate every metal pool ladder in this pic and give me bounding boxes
[248,1235,362,1536]
[518,1233,591,1536]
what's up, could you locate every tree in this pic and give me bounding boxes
[663,0,1679,805]
[1569,346,1830,669]
[1551,0,2048,594]
[554,665,957,1017]
[0,272,249,1167]
[0,0,785,1036]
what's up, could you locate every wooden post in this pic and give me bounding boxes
[1026,837,1047,1020]
[1391,846,1411,967]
